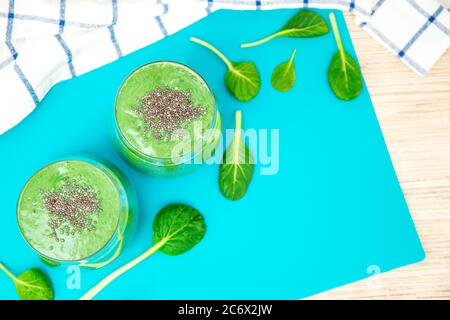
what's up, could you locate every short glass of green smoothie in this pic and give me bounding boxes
[17,158,138,268]
[114,61,221,176]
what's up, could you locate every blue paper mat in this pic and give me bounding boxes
[0,10,424,299]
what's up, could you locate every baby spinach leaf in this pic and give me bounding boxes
[327,13,362,101]
[271,49,297,92]
[241,10,329,48]
[191,37,261,102]
[16,269,54,300]
[225,62,261,102]
[0,263,54,300]
[219,110,254,201]
[80,204,206,300]
[153,204,206,256]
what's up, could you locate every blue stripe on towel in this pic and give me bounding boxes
[59,0,66,32]
[14,64,40,104]
[109,25,123,57]
[109,0,123,57]
[112,0,118,25]
[206,0,213,14]
[6,0,39,105]
[163,3,169,14]
[371,0,386,15]
[57,0,76,77]
[349,0,355,12]
[56,35,76,77]
[407,0,450,36]
[6,41,17,59]
[0,12,108,29]
[399,6,444,57]
[365,23,426,75]
[156,0,169,14]
[155,16,168,37]
[5,1,15,58]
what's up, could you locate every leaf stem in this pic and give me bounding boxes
[232,110,243,165]
[329,13,344,57]
[329,13,349,83]
[0,262,17,282]
[241,29,296,48]
[79,239,167,300]
[241,33,279,48]
[235,110,242,131]
[190,37,233,70]
[288,49,297,68]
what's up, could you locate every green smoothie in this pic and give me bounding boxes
[17,159,134,263]
[114,61,220,176]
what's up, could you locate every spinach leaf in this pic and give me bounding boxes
[0,263,54,300]
[225,62,261,102]
[80,204,206,300]
[16,269,54,300]
[153,204,206,255]
[219,110,254,201]
[241,10,329,48]
[191,37,261,102]
[271,49,297,92]
[327,13,362,101]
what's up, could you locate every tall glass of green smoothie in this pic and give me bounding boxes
[114,61,221,176]
[17,157,138,268]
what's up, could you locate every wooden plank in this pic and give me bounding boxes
[311,12,450,300]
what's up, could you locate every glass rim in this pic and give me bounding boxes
[114,60,219,163]
[16,158,124,263]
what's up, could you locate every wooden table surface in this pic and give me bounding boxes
[310,12,450,300]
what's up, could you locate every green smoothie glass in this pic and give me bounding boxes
[17,158,138,268]
[114,61,221,176]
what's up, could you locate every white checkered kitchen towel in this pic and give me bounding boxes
[0,0,449,135]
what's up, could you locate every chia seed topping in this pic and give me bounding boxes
[43,178,101,241]
[134,87,205,141]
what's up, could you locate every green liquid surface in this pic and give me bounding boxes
[17,160,121,261]
[115,62,216,159]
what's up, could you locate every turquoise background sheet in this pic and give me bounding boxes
[0,10,424,299]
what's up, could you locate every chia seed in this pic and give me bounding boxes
[134,87,205,141]
[43,178,101,240]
